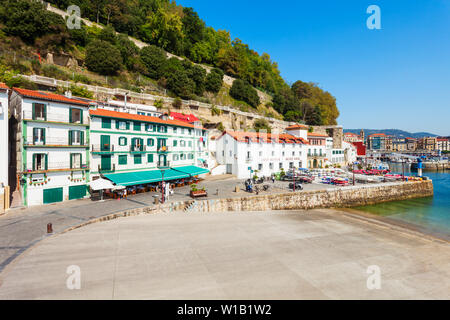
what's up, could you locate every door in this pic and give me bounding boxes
[158,154,167,167]
[43,188,63,204]
[101,155,112,171]
[100,135,110,151]
[69,185,87,200]
[226,164,232,174]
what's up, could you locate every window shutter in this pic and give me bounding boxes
[124,137,127,145]
[32,154,36,171]
[80,131,84,145]
[32,103,36,120]
[32,128,37,144]
[80,109,83,124]
[69,108,72,123]
[70,154,73,169]
[45,154,48,170]
[44,104,47,121]
[68,130,72,146]
[115,120,119,129]
[42,128,46,145]
[126,122,130,130]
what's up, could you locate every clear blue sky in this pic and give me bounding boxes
[178,0,450,136]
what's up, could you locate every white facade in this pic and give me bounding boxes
[105,100,162,118]
[215,131,308,179]
[0,85,8,190]
[89,109,209,180]
[10,89,90,207]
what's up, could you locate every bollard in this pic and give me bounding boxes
[47,223,53,234]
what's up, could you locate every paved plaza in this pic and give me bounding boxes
[0,209,449,299]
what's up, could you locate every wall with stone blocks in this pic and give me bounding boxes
[160,180,433,214]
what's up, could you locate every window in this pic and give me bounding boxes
[188,141,192,147]
[282,152,285,156]
[131,138,144,151]
[69,130,84,145]
[116,120,128,130]
[70,153,82,169]
[269,163,274,169]
[173,154,179,161]
[134,154,142,164]
[33,154,47,171]
[70,108,82,124]
[145,124,153,132]
[173,127,177,134]
[292,151,295,156]
[180,154,185,160]
[173,140,178,147]
[258,164,263,170]
[188,129,192,135]
[279,163,283,169]
[33,128,45,145]
[32,103,46,121]
[147,154,154,163]
[147,138,154,146]
[137,112,145,115]
[118,155,127,165]
[289,162,294,168]
[118,137,127,146]
[188,153,194,159]
[259,151,262,156]
[101,118,111,129]
[271,151,275,156]
[181,128,185,134]
[133,121,141,131]
[180,140,186,147]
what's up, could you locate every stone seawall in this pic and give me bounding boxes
[161,180,434,214]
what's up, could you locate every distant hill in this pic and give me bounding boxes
[344,129,438,139]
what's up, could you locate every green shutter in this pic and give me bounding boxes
[148,154,153,163]
[68,130,72,145]
[45,154,48,170]
[134,121,141,131]
[69,108,72,123]
[70,154,73,169]
[32,154,36,170]
[102,118,111,129]
[173,140,177,147]
[80,109,83,124]
[126,122,130,130]
[42,128,46,145]
[116,120,120,129]
[44,104,47,121]
[32,103,36,120]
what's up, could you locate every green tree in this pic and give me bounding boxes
[85,40,123,75]
[205,68,223,93]
[229,79,260,108]
[140,45,167,79]
[253,119,271,133]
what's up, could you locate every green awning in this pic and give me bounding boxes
[104,166,209,187]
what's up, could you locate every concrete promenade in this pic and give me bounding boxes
[0,210,448,299]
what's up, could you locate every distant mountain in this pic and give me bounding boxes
[344,129,438,139]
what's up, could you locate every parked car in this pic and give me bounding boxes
[289,182,303,190]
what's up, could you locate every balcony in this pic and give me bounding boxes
[130,145,147,153]
[23,162,88,173]
[92,144,114,153]
[157,161,171,169]
[157,146,169,153]
[98,164,115,173]
[25,137,88,147]
[23,110,88,125]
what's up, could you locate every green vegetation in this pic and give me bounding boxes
[0,0,340,125]
[253,119,271,133]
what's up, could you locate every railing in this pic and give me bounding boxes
[23,110,88,124]
[130,145,147,152]
[25,137,87,146]
[92,144,114,152]
[157,161,171,169]
[98,164,115,172]
[157,146,169,153]
[24,162,88,172]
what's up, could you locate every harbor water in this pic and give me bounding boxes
[355,163,450,239]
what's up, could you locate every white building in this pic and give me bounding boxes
[9,88,91,206]
[105,100,162,118]
[0,83,9,212]
[89,108,209,185]
[342,141,357,166]
[215,130,308,179]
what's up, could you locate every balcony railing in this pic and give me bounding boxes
[98,164,115,172]
[92,144,115,152]
[130,145,147,152]
[23,162,88,172]
[25,137,87,146]
[23,110,88,124]
[157,161,170,169]
[157,146,169,153]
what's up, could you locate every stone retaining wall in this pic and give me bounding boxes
[160,180,433,214]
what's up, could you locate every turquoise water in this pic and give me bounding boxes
[356,164,450,238]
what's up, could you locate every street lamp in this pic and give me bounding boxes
[158,160,170,203]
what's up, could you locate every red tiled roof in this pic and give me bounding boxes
[0,83,8,90]
[286,124,308,130]
[368,133,386,137]
[170,112,199,123]
[13,87,90,106]
[90,108,204,129]
[344,132,358,136]
[219,130,308,144]
[307,133,329,138]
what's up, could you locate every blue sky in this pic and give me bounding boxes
[178,0,450,135]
